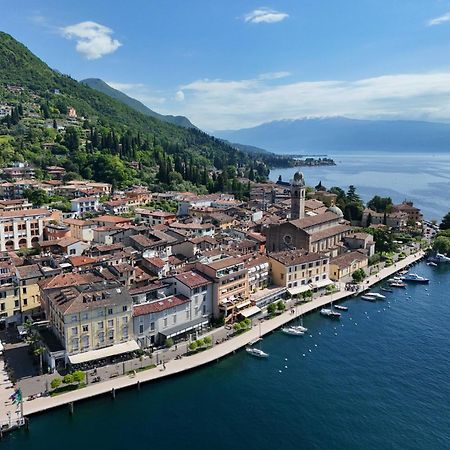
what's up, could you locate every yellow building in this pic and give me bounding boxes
[41,274,136,365]
[0,261,20,325]
[269,250,331,296]
[15,264,45,322]
[329,251,368,281]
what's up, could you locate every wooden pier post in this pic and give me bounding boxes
[69,402,74,415]
[111,388,116,399]
[137,381,141,390]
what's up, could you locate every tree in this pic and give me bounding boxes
[72,371,86,384]
[34,347,45,375]
[188,341,198,351]
[63,126,80,152]
[433,236,450,254]
[440,212,450,230]
[24,188,49,207]
[165,338,174,348]
[63,373,74,384]
[367,195,393,213]
[203,336,212,346]
[267,303,277,315]
[276,300,286,312]
[50,378,62,390]
[352,268,366,283]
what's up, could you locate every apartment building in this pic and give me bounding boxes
[0,208,52,251]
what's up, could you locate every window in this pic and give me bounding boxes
[98,321,104,329]
[108,330,114,341]
[99,332,105,344]
[23,299,28,306]
[71,327,78,335]
[14,300,19,308]
[72,338,79,351]
[173,315,177,324]
[71,315,77,323]
[82,313,88,320]
[82,325,89,332]
[123,327,128,339]
[108,308,113,315]
[203,305,206,314]
[139,324,144,334]
[82,335,89,349]
[69,249,76,255]
[98,310,104,317]
[122,316,128,324]
[1,303,5,311]
[150,322,155,331]
[186,310,190,319]
[22,287,27,294]
[122,305,128,312]
[108,319,114,328]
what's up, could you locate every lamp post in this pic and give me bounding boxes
[6,411,11,428]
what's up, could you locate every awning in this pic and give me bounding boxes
[68,340,140,365]
[159,317,209,339]
[239,306,261,318]
[236,300,251,309]
[310,278,333,289]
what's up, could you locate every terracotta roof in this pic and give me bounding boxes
[309,225,352,242]
[40,272,102,289]
[15,264,42,279]
[68,256,99,267]
[95,215,131,223]
[64,218,95,227]
[0,208,50,219]
[269,250,328,266]
[132,295,189,316]
[290,211,340,230]
[175,270,211,289]
[330,251,368,269]
[40,237,81,248]
[144,257,166,269]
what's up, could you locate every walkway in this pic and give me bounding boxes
[21,250,425,418]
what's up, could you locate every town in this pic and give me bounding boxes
[0,157,436,433]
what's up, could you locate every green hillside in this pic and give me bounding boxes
[81,78,196,129]
[0,32,272,194]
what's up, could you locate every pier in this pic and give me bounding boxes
[4,251,424,422]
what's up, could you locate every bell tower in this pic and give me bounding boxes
[291,171,305,220]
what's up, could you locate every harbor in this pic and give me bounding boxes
[5,250,424,423]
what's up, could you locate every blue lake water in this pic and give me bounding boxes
[3,261,450,450]
[269,153,450,220]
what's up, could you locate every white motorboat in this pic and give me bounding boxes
[401,273,430,284]
[320,308,341,319]
[281,327,304,336]
[246,347,269,358]
[361,295,377,302]
[428,253,450,264]
[334,304,348,311]
[389,281,407,288]
[427,261,438,267]
[368,292,386,299]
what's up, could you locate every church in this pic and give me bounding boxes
[265,172,352,256]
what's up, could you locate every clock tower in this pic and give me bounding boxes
[291,171,305,220]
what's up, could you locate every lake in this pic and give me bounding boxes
[269,153,450,220]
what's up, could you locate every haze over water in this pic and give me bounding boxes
[4,262,450,450]
[269,153,450,220]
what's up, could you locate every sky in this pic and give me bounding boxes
[2,0,450,130]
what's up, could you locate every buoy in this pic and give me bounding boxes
[285,365,288,369]
[285,358,288,361]
[309,334,313,337]
[308,349,312,353]
[302,354,306,357]
[334,332,338,336]
[318,332,321,335]
[314,344,318,347]
[279,370,282,373]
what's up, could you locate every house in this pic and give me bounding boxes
[46,166,66,180]
[0,261,20,325]
[135,209,176,226]
[269,250,331,297]
[15,264,46,322]
[329,251,368,281]
[71,196,100,215]
[344,233,375,257]
[169,221,215,237]
[93,215,132,228]
[63,218,96,242]
[40,237,89,256]
[142,257,169,279]
[392,201,423,224]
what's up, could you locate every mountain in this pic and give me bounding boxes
[0,32,269,192]
[81,78,196,129]
[215,117,450,154]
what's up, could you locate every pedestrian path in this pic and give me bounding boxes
[23,251,424,417]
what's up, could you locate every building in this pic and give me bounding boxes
[135,209,177,226]
[196,256,249,323]
[344,233,375,257]
[269,250,331,296]
[15,264,45,322]
[63,218,95,242]
[71,197,100,215]
[361,209,408,229]
[266,210,351,255]
[291,171,306,220]
[329,251,368,281]
[392,201,423,224]
[0,261,20,326]
[41,276,136,368]
[0,208,51,251]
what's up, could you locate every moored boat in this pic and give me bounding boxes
[246,347,269,358]
[320,308,341,319]
[334,304,348,311]
[381,287,394,293]
[401,273,430,284]
[361,294,377,302]
[389,281,407,288]
[281,327,304,336]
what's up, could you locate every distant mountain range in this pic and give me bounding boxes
[81,78,196,129]
[215,117,450,154]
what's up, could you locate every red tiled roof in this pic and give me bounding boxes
[175,270,211,289]
[132,295,189,316]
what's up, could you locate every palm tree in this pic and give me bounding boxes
[34,347,45,375]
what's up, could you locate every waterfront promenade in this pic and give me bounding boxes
[16,250,424,419]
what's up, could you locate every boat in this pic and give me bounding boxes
[361,295,377,302]
[427,261,438,267]
[381,287,394,293]
[281,327,304,336]
[389,281,407,288]
[293,316,308,332]
[320,308,341,319]
[368,292,386,299]
[401,273,430,284]
[334,304,348,311]
[246,347,269,358]
[428,253,450,264]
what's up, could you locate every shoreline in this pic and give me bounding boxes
[15,250,424,420]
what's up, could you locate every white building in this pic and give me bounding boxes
[71,197,100,215]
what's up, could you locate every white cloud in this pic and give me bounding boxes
[175,90,185,101]
[244,7,289,24]
[258,71,291,80]
[107,81,166,105]
[173,72,450,130]
[61,21,122,60]
[428,12,450,26]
